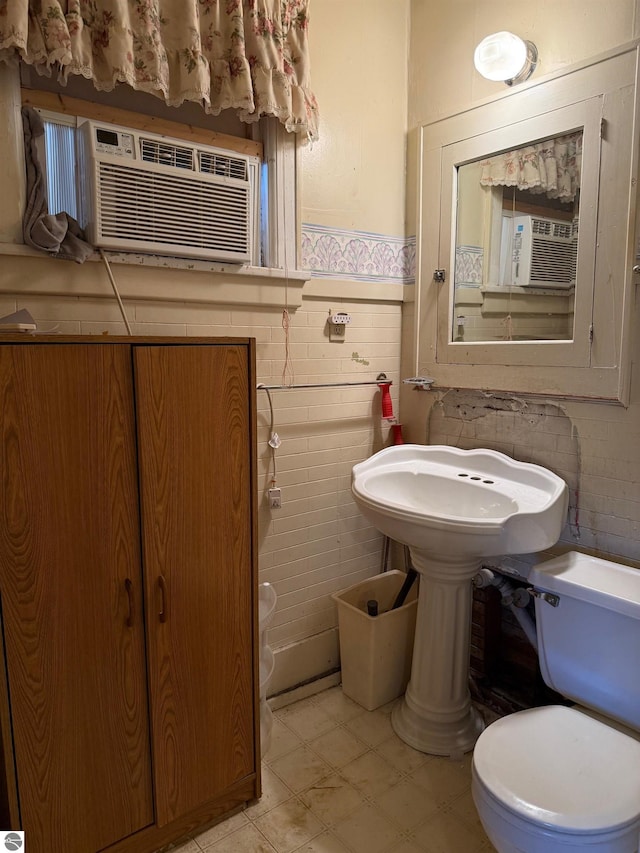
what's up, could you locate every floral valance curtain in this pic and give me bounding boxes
[479,132,582,202]
[0,0,319,140]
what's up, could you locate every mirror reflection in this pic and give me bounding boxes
[453,131,582,343]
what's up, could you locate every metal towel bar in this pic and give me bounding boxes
[257,372,390,391]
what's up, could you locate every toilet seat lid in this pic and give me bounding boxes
[473,705,640,833]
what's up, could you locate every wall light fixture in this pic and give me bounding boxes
[473,31,538,86]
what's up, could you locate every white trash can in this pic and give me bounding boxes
[332,570,418,711]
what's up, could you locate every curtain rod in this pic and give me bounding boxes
[257,373,390,391]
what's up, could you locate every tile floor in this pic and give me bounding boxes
[172,686,494,853]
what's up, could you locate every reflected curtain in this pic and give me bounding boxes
[0,0,319,139]
[479,132,582,202]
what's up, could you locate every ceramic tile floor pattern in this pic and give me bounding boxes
[170,686,494,853]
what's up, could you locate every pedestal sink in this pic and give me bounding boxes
[351,445,569,757]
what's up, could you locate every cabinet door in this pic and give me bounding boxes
[0,344,154,853]
[135,345,255,826]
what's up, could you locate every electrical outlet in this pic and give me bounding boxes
[327,310,351,342]
[330,322,346,341]
[268,487,282,509]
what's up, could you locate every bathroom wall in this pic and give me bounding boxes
[0,0,411,696]
[407,0,638,129]
[403,0,640,569]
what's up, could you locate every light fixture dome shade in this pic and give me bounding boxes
[474,31,534,84]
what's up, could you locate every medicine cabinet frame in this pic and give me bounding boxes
[413,42,640,403]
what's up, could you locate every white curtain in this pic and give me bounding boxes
[479,132,582,202]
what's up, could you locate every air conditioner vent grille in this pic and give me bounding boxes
[96,162,250,258]
[530,238,577,285]
[140,138,194,170]
[198,150,248,180]
[531,218,573,240]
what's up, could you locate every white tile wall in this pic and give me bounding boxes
[255,297,403,692]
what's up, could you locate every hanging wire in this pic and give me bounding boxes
[503,188,515,341]
[282,307,294,386]
[99,249,133,335]
[258,384,278,485]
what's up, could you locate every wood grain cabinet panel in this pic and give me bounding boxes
[0,338,259,853]
[135,345,255,826]
[0,344,154,853]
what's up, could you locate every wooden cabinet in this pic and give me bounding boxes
[0,338,259,853]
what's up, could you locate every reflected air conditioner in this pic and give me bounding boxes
[511,215,577,289]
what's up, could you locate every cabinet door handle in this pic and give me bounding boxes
[124,578,134,628]
[158,574,168,623]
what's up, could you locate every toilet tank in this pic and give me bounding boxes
[530,551,640,730]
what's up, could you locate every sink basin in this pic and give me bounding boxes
[352,444,568,557]
[350,444,569,758]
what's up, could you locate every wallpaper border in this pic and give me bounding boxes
[301,224,415,284]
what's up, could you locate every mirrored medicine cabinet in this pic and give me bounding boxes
[412,42,640,403]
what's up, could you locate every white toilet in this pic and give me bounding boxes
[472,551,640,852]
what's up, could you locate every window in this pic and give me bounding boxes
[40,110,266,266]
[26,82,298,271]
[41,114,79,222]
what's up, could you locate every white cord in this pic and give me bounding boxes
[257,384,279,485]
[99,249,133,336]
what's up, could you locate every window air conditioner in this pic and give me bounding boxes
[77,120,260,264]
[511,214,577,289]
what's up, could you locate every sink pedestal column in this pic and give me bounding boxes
[392,551,485,757]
